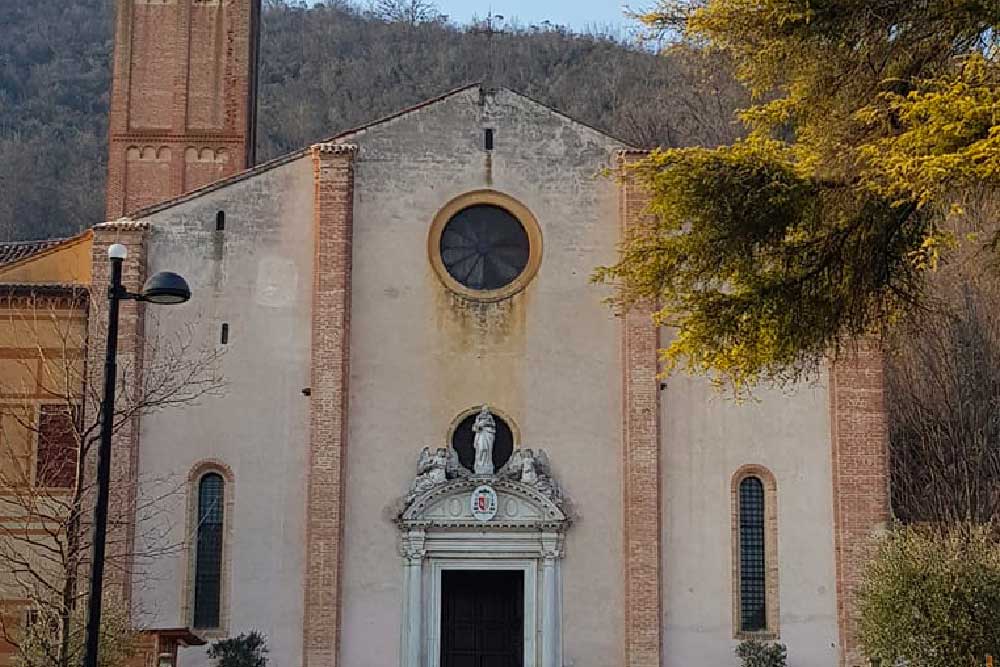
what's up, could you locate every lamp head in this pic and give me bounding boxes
[107,244,128,261]
[140,271,191,305]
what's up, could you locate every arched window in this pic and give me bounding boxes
[739,477,766,631]
[194,472,225,629]
[732,466,779,638]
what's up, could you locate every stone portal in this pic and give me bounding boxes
[398,438,569,667]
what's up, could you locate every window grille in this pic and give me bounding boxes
[194,473,224,629]
[439,205,530,291]
[739,476,767,632]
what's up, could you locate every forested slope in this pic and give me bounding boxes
[0,0,744,241]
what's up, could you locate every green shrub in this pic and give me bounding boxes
[858,523,1000,667]
[207,631,268,667]
[735,639,787,667]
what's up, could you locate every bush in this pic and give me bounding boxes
[735,639,786,667]
[858,523,1000,667]
[15,600,136,667]
[207,631,269,667]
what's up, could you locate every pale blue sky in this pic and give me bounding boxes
[432,0,638,31]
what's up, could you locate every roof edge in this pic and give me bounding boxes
[121,82,641,220]
[0,229,94,274]
[126,150,309,219]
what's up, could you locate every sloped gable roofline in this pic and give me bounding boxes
[125,83,636,219]
[0,230,93,273]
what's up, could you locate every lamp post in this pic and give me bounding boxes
[84,243,192,667]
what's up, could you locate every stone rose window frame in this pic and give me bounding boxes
[428,190,543,302]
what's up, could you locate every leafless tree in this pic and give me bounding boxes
[0,288,224,667]
[373,0,440,24]
[887,190,1000,524]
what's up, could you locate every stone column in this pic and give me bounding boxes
[541,534,562,667]
[401,531,426,667]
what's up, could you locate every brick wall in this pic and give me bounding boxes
[829,343,890,667]
[106,0,260,218]
[86,222,149,607]
[618,151,663,667]
[302,143,357,667]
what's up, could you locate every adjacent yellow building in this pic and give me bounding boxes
[0,231,91,663]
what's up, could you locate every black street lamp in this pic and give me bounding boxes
[84,243,191,667]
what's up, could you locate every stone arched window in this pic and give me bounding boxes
[185,461,234,636]
[731,465,779,639]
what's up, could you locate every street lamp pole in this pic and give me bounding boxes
[84,244,191,667]
[83,245,125,667]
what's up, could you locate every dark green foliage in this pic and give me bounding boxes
[735,639,786,667]
[596,0,999,390]
[0,0,745,241]
[207,631,269,667]
[858,524,1000,667]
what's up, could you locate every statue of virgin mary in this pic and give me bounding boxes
[472,406,496,475]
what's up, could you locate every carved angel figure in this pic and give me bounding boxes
[520,450,538,484]
[445,446,468,479]
[406,447,449,505]
[495,448,561,502]
[472,406,496,475]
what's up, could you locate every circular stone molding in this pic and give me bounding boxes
[428,190,543,302]
[447,405,520,472]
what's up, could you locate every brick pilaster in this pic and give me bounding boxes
[302,143,357,667]
[829,342,890,667]
[619,151,663,667]
[86,220,149,608]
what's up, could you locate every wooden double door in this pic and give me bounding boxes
[440,570,524,667]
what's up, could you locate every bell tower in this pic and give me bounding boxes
[105,0,261,218]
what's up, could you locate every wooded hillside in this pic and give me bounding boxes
[0,0,744,241]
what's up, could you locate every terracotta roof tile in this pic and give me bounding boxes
[0,238,70,267]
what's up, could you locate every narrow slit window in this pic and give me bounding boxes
[215,211,225,231]
[220,323,229,345]
[739,476,767,632]
[484,128,494,151]
[194,473,225,629]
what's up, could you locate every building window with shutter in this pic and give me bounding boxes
[732,465,779,638]
[36,405,79,489]
[186,462,233,635]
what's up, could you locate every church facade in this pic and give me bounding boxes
[79,2,890,666]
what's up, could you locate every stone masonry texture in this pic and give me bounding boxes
[105,0,260,219]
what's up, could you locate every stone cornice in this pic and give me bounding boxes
[399,477,568,528]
